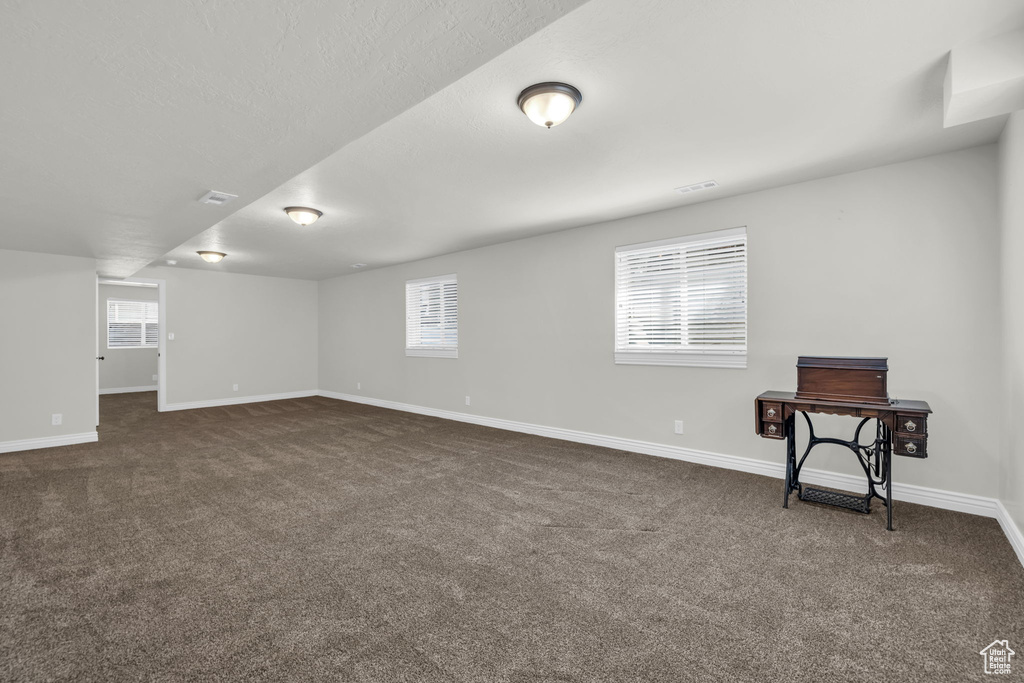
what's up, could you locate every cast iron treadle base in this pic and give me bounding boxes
[798,486,871,514]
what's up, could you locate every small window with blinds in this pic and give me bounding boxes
[614,227,747,368]
[406,274,458,358]
[107,299,159,349]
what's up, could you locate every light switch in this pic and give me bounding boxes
[167,333,175,340]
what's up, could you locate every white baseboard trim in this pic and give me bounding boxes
[318,390,1005,522]
[0,431,98,454]
[798,465,1000,518]
[995,501,1024,570]
[99,385,157,395]
[163,390,319,412]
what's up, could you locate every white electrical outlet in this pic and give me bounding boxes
[465,396,471,406]
[232,384,238,392]
[51,413,62,426]
[674,420,684,435]
[357,382,361,390]
[168,333,175,340]
[152,374,158,382]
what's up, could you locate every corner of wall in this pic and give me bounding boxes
[998,110,1024,542]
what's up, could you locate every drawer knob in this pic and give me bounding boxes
[768,424,777,434]
[767,408,776,418]
[904,420,916,432]
[905,442,917,454]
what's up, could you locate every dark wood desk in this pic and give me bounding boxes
[755,391,931,530]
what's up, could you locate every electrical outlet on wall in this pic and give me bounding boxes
[152,374,158,382]
[674,420,684,435]
[51,413,62,426]
[465,396,471,406]
[357,382,361,390]
[233,384,238,392]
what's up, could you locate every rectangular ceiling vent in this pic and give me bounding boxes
[199,190,239,206]
[674,180,719,195]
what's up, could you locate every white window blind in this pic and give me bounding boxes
[406,274,458,358]
[614,227,747,368]
[107,299,159,349]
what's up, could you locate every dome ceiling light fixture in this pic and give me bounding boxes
[284,206,323,226]
[517,82,582,129]
[197,251,227,263]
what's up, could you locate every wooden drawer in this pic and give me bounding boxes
[894,434,927,458]
[761,420,786,439]
[895,413,926,436]
[762,402,783,422]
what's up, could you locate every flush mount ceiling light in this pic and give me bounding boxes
[284,206,323,226]
[197,251,226,263]
[517,82,582,128]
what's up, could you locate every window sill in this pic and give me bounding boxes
[615,351,746,369]
[406,348,458,359]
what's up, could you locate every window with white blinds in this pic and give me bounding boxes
[614,227,747,368]
[107,299,159,349]
[406,274,458,358]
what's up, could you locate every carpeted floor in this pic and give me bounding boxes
[1,392,1022,682]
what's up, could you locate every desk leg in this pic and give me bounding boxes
[783,415,795,509]
[885,425,893,531]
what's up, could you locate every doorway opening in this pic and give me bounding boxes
[96,277,167,431]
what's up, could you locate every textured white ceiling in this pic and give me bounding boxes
[0,0,587,276]
[162,0,1024,280]
[5,0,1023,281]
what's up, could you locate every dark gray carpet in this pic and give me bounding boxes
[1,392,1022,682]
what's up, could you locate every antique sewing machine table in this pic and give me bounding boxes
[754,390,931,531]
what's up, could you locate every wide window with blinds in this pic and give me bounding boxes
[614,227,747,368]
[406,274,458,358]
[107,299,159,349]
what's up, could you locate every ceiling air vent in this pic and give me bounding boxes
[674,180,718,195]
[199,190,239,206]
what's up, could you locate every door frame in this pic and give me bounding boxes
[94,276,99,426]
[96,276,167,416]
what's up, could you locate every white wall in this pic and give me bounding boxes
[1000,111,1024,532]
[136,266,318,406]
[0,249,97,445]
[319,146,1001,498]
[98,284,158,391]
